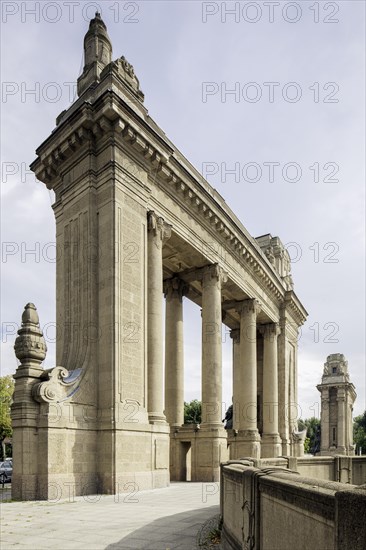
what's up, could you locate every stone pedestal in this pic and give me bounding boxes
[11,304,45,500]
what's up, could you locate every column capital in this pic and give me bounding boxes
[320,387,330,398]
[163,277,188,301]
[259,322,281,339]
[238,298,261,317]
[230,328,240,344]
[147,211,172,247]
[201,263,228,286]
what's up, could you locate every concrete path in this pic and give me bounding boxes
[0,482,220,550]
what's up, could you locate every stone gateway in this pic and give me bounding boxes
[11,14,307,500]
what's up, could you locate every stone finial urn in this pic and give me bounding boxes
[14,303,47,368]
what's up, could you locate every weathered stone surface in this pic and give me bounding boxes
[13,13,308,499]
[335,488,366,550]
[221,460,366,550]
[317,354,357,456]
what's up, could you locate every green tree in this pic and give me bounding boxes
[353,412,366,455]
[0,375,14,459]
[303,437,311,454]
[298,417,321,454]
[184,399,201,424]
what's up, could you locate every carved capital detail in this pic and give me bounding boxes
[147,211,172,249]
[230,329,240,344]
[239,298,261,317]
[163,277,188,301]
[259,322,281,340]
[202,263,228,286]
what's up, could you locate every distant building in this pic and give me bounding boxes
[317,354,356,455]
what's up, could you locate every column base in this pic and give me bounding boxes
[321,446,348,456]
[261,433,282,458]
[230,429,261,460]
[148,413,167,425]
[281,438,291,457]
[199,422,226,432]
[193,426,228,482]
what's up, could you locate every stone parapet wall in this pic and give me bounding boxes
[221,460,366,550]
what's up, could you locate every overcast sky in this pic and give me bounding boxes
[1,1,365,419]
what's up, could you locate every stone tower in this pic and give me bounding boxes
[317,354,356,456]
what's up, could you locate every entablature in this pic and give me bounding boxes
[31,86,307,326]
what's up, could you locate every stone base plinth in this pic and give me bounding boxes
[229,429,261,460]
[194,426,229,482]
[12,421,170,501]
[281,438,291,457]
[261,433,282,458]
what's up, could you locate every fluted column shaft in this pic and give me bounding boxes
[201,264,226,426]
[164,277,186,427]
[260,322,282,457]
[147,211,171,423]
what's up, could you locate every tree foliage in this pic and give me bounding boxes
[353,412,366,455]
[184,399,201,424]
[0,375,14,442]
[298,417,321,454]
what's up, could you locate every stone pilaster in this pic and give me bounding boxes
[260,322,282,458]
[147,211,171,423]
[164,277,187,427]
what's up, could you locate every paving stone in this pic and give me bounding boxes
[1,482,220,549]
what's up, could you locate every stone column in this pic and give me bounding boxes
[348,401,355,454]
[164,277,186,427]
[230,329,240,431]
[337,389,346,453]
[320,387,330,454]
[201,264,226,426]
[232,299,261,459]
[260,323,282,458]
[195,264,228,482]
[147,211,171,423]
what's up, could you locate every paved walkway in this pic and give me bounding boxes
[0,482,220,550]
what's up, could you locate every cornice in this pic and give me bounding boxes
[283,290,308,327]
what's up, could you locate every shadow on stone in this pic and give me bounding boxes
[105,505,219,550]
